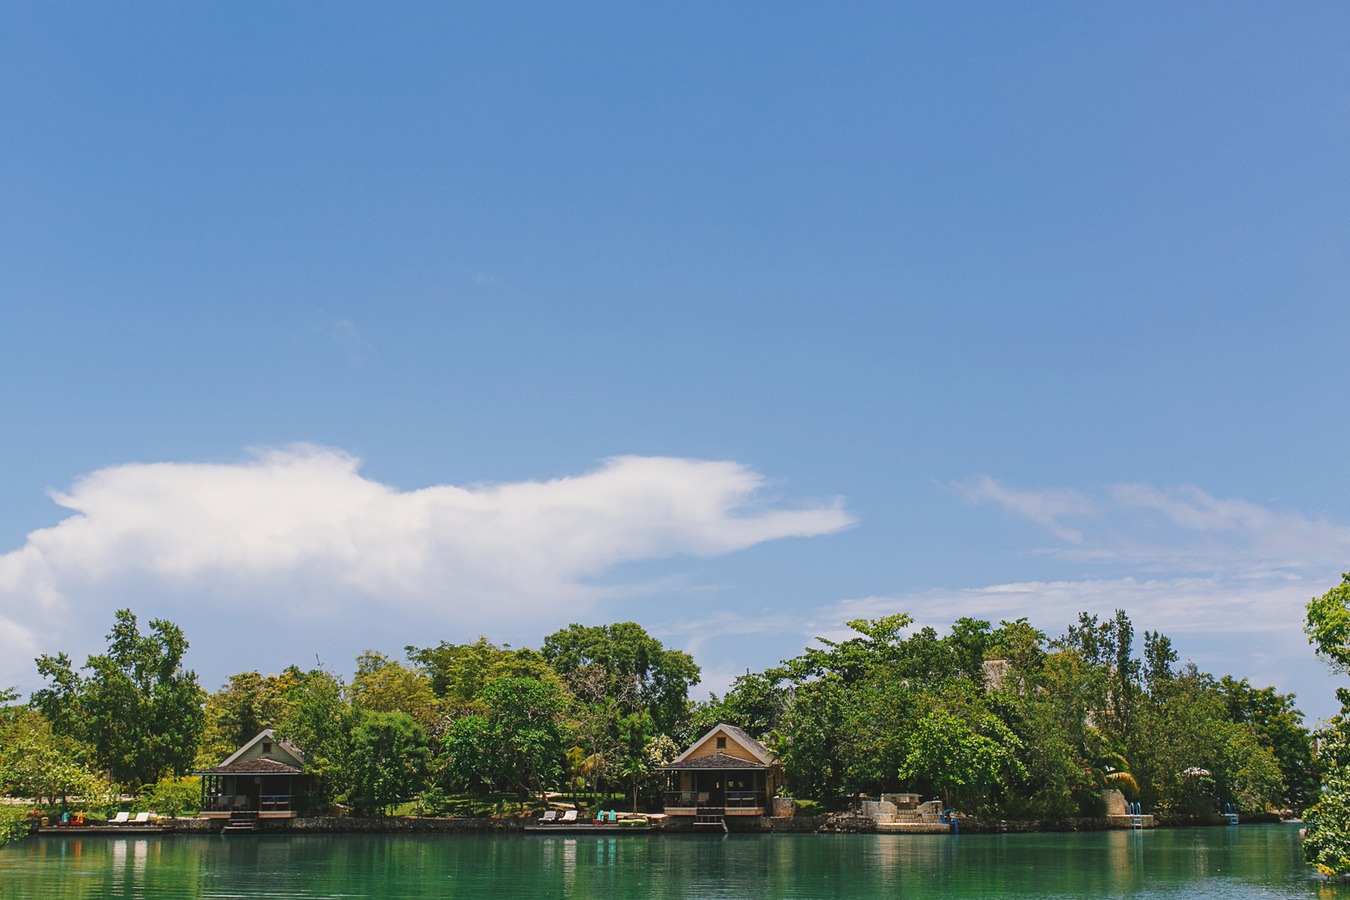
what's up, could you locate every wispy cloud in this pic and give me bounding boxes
[813,476,1346,714]
[329,319,375,363]
[951,475,1094,542]
[956,476,1350,574]
[825,574,1312,640]
[0,447,853,689]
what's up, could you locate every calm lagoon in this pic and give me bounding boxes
[0,824,1330,899]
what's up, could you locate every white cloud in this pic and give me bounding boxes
[329,319,375,363]
[567,474,1345,718]
[957,476,1350,574]
[826,573,1313,640]
[0,447,852,689]
[815,477,1347,717]
[0,614,38,690]
[951,475,1094,542]
[0,447,851,615]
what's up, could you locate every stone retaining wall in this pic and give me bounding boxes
[136,811,1292,836]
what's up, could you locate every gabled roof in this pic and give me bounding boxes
[664,751,766,770]
[197,757,302,776]
[664,722,775,768]
[214,728,305,770]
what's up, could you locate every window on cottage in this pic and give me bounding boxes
[262,742,272,754]
[716,737,727,749]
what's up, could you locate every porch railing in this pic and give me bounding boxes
[206,794,294,812]
[725,791,761,809]
[664,791,765,809]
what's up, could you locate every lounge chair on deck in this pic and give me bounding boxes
[110,812,130,825]
[560,810,578,823]
[540,810,557,823]
[132,812,150,824]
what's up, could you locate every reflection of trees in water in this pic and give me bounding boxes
[5,828,1312,899]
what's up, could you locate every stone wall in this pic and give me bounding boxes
[287,816,525,833]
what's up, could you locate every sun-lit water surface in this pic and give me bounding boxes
[0,824,1334,899]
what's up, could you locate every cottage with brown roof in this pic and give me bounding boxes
[195,729,311,821]
[661,723,781,824]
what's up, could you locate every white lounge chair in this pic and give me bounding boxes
[540,810,557,823]
[110,812,130,825]
[132,812,150,824]
[560,809,578,823]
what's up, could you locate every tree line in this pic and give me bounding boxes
[3,594,1348,844]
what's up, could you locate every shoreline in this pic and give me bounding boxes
[30,811,1288,838]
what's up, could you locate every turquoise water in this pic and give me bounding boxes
[0,825,1333,899]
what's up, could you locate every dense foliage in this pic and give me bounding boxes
[4,608,1319,833]
[31,609,204,788]
[707,611,1310,821]
[1302,573,1350,877]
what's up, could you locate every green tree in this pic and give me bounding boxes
[437,714,495,796]
[898,706,1027,811]
[0,709,114,809]
[32,609,204,788]
[1303,574,1350,875]
[198,669,299,766]
[1306,573,1350,669]
[438,676,566,803]
[1058,610,1140,747]
[352,651,440,732]
[478,676,566,801]
[407,637,558,715]
[1304,721,1350,877]
[615,711,654,811]
[138,776,203,817]
[542,622,699,736]
[274,667,354,807]
[347,710,431,816]
[693,671,789,743]
[1217,676,1316,809]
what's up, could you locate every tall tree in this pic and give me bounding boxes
[32,609,204,788]
[199,669,299,765]
[275,667,354,807]
[346,709,431,816]
[0,709,115,808]
[542,622,699,736]
[898,706,1026,810]
[1303,574,1350,875]
[439,676,566,802]
[406,637,558,715]
[1217,676,1316,810]
[351,651,440,732]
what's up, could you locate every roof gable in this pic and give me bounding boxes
[668,723,775,767]
[216,728,305,770]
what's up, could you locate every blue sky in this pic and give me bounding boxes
[2,4,1348,720]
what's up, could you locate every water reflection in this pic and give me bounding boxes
[0,825,1319,899]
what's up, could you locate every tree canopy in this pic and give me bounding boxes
[7,607,1317,832]
[32,609,204,788]
[1302,573,1350,876]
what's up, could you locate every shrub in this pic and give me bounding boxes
[138,776,202,818]
[0,806,32,846]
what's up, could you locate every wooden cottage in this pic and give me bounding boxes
[662,723,780,823]
[196,728,310,820]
